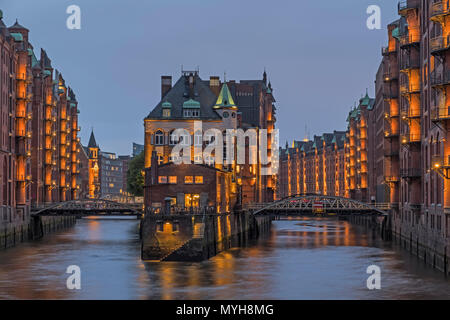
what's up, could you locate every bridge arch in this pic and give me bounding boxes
[32,199,143,217]
[250,194,389,216]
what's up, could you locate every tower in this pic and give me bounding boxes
[87,130,100,199]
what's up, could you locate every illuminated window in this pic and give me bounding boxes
[169,176,177,184]
[157,155,164,165]
[162,109,171,118]
[195,176,203,184]
[169,131,179,145]
[184,176,193,184]
[158,176,167,184]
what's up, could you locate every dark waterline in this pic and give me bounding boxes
[0,216,449,299]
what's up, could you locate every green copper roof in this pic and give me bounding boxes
[183,99,200,109]
[392,27,400,40]
[43,70,51,76]
[214,83,237,109]
[162,101,172,108]
[361,92,371,106]
[10,33,23,42]
[28,49,39,68]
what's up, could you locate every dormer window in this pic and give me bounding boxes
[162,101,171,118]
[183,99,200,118]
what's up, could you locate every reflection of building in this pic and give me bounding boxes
[143,71,277,213]
[78,142,90,199]
[132,143,144,157]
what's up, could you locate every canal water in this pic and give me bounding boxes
[0,217,449,299]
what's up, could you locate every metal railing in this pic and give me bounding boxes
[431,106,450,121]
[400,168,421,178]
[399,30,421,47]
[398,0,420,13]
[430,0,450,19]
[430,35,450,53]
[401,133,421,144]
[400,57,420,70]
[430,70,450,86]
[400,82,421,94]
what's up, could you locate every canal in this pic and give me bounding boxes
[0,216,449,299]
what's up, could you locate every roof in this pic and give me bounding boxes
[88,131,98,148]
[145,73,221,121]
[214,83,237,109]
[9,19,28,31]
[183,99,201,109]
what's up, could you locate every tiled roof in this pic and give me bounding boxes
[145,74,221,121]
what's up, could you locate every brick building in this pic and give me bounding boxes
[143,70,277,213]
[279,0,450,272]
[0,11,81,233]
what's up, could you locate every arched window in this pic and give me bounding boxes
[154,130,164,145]
[169,130,179,145]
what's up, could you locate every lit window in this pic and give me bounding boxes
[162,109,171,118]
[169,176,177,184]
[185,176,193,184]
[195,176,203,184]
[157,155,164,165]
[158,176,167,184]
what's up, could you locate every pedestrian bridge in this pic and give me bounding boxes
[246,194,390,216]
[31,199,143,217]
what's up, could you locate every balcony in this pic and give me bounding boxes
[430,35,450,55]
[400,82,420,95]
[383,70,399,82]
[399,29,420,48]
[431,70,450,87]
[432,155,450,179]
[385,176,400,183]
[431,106,450,122]
[398,0,420,15]
[382,46,396,56]
[400,57,420,71]
[430,1,450,21]
[400,168,421,178]
[401,133,421,144]
[384,130,400,138]
[401,107,421,120]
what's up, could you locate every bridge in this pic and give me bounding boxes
[31,199,144,217]
[246,194,390,216]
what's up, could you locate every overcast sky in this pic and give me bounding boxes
[1,0,398,155]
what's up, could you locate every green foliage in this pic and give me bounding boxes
[127,152,145,197]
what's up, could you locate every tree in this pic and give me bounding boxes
[127,152,145,197]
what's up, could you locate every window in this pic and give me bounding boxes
[157,155,164,165]
[154,130,164,145]
[194,130,203,146]
[169,154,180,163]
[162,109,171,117]
[205,155,215,166]
[195,176,203,184]
[184,176,193,184]
[169,131,179,145]
[183,109,200,117]
[169,176,177,184]
[222,111,229,118]
[158,176,167,184]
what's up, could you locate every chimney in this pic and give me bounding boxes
[210,76,220,96]
[161,76,172,99]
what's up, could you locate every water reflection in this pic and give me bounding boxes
[0,217,449,299]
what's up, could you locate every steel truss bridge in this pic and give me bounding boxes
[246,195,390,216]
[31,199,143,217]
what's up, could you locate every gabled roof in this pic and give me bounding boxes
[214,83,237,109]
[145,73,221,121]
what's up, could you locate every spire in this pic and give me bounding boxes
[263,69,267,85]
[213,83,237,109]
[88,129,98,148]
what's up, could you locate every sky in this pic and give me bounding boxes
[1,0,398,155]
